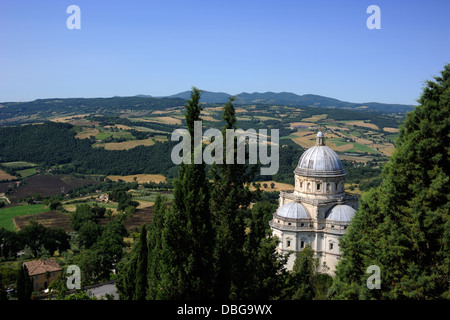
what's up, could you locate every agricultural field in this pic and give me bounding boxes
[0,169,15,180]
[13,210,71,231]
[4,174,98,204]
[252,181,294,192]
[0,161,38,169]
[0,99,404,202]
[96,137,156,150]
[62,199,119,214]
[0,204,50,231]
[106,174,166,184]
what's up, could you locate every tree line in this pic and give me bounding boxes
[330,64,450,299]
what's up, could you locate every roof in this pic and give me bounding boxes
[325,205,356,222]
[294,133,346,177]
[23,259,62,276]
[276,201,310,220]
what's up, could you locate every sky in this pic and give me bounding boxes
[0,0,449,105]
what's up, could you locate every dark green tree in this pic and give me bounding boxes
[242,201,288,299]
[290,244,318,300]
[16,265,33,300]
[209,96,256,299]
[134,224,148,300]
[159,87,215,299]
[0,274,8,300]
[70,204,97,232]
[331,64,450,299]
[115,253,137,300]
[146,194,168,299]
[77,220,102,249]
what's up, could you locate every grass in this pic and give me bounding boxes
[95,130,133,141]
[347,143,378,154]
[0,161,37,168]
[0,204,50,231]
[131,191,174,202]
[16,167,38,178]
[329,137,350,147]
[63,200,119,213]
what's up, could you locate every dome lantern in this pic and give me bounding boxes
[316,131,325,146]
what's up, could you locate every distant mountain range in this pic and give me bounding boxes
[0,91,415,122]
[166,91,415,113]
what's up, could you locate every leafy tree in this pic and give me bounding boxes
[331,64,450,300]
[48,272,69,300]
[63,290,95,300]
[70,204,97,231]
[77,220,102,249]
[18,220,69,257]
[0,227,22,259]
[49,200,62,211]
[78,219,128,285]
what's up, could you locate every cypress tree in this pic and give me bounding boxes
[114,248,137,300]
[16,265,33,300]
[332,64,450,299]
[158,87,215,299]
[210,96,255,299]
[146,194,169,299]
[134,224,148,300]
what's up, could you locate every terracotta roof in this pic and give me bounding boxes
[23,259,62,276]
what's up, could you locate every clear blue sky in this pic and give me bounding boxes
[0,0,448,104]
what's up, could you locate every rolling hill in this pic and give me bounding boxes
[167,91,415,113]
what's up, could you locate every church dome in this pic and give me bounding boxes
[294,132,346,177]
[325,205,356,222]
[276,201,310,220]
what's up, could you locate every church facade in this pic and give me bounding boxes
[269,132,359,274]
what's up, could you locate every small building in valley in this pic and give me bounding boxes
[23,259,62,291]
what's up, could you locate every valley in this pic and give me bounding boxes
[0,95,403,234]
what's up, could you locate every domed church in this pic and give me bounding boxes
[270,131,359,274]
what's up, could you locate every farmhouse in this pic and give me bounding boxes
[23,259,62,291]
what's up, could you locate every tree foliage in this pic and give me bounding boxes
[16,265,33,300]
[331,64,450,299]
[117,89,286,300]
